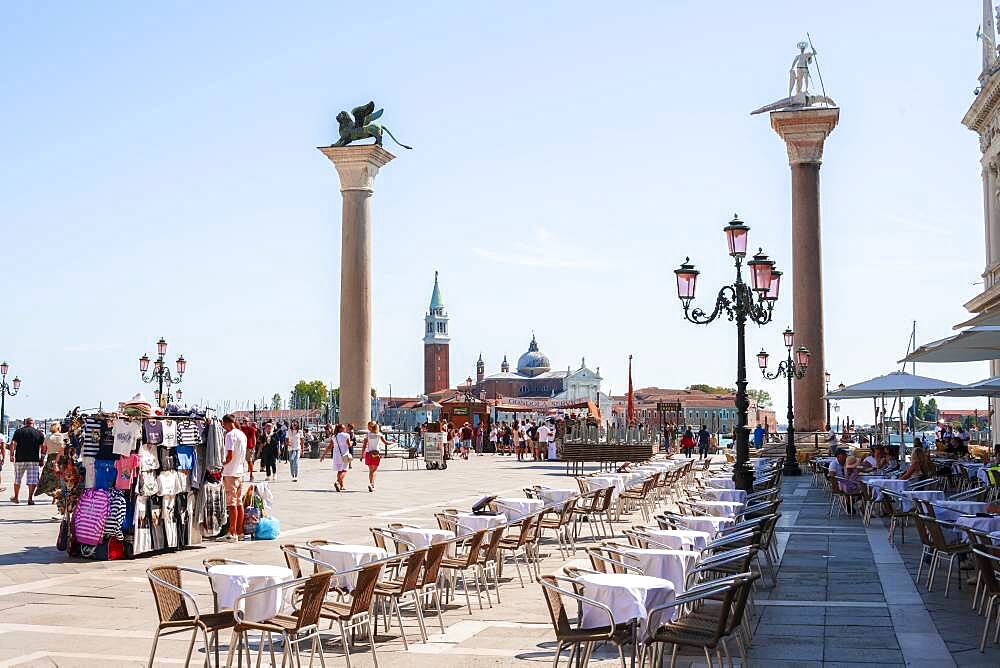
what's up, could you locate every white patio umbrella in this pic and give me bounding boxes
[899,326,1000,364]
[934,375,1000,398]
[825,371,963,449]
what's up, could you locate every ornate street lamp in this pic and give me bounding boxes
[825,370,832,430]
[759,329,810,476]
[139,337,187,408]
[0,362,22,435]
[675,214,781,491]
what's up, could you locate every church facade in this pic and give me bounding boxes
[474,334,604,404]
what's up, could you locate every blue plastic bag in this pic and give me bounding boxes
[255,516,280,540]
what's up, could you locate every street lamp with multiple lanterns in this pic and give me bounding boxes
[0,362,22,435]
[139,338,187,408]
[757,328,810,476]
[674,214,781,492]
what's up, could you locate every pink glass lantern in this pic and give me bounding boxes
[796,347,811,369]
[783,328,794,349]
[674,258,699,302]
[723,215,750,257]
[757,349,769,370]
[765,269,782,302]
[139,354,150,373]
[157,338,167,356]
[176,355,187,375]
[747,251,774,293]
[11,377,21,391]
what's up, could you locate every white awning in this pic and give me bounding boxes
[934,375,1000,398]
[825,371,963,399]
[899,326,1000,364]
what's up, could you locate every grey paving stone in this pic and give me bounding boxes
[758,606,826,625]
[746,636,824,661]
[755,623,825,638]
[823,646,904,663]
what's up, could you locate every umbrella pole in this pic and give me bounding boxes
[898,391,905,455]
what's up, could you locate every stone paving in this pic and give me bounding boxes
[0,456,998,666]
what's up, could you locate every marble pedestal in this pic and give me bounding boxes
[318,144,395,427]
[770,107,839,433]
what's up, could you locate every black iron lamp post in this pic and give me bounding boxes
[674,214,781,492]
[825,370,832,430]
[0,362,22,436]
[139,338,187,408]
[757,328,810,476]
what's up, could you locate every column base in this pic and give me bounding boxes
[733,465,755,493]
[782,460,803,475]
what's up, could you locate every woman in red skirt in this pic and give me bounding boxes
[365,421,391,492]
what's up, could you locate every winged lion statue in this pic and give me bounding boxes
[331,101,412,149]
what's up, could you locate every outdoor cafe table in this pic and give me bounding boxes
[493,497,545,521]
[673,515,735,537]
[454,512,508,536]
[208,564,293,622]
[926,501,989,523]
[704,477,736,490]
[582,475,627,500]
[575,572,676,637]
[694,501,744,518]
[953,513,1000,539]
[620,547,699,599]
[700,488,747,504]
[536,487,577,509]
[863,478,910,501]
[311,544,388,591]
[897,490,946,513]
[643,528,712,551]
[391,526,457,556]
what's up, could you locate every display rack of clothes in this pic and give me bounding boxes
[54,405,226,560]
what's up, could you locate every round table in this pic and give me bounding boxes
[536,487,577,509]
[494,497,545,521]
[863,478,909,501]
[575,572,675,638]
[704,477,735,490]
[620,548,699,600]
[311,543,387,591]
[672,515,735,537]
[700,488,747,504]
[582,475,625,500]
[694,501,744,518]
[643,528,712,551]
[897,490,946,513]
[391,526,456,552]
[208,564,293,622]
[454,512,507,536]
[931,501,990,523]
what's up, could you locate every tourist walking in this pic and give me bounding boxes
[460,422,473,459]
[488,424,498,454]
[536,421,551,461]
[365,422,390,492]
[527,421,539,460]
[346,423,357,467]
[240,417,257,482]
[321,424,352,492]
[512,423,523,460]
[9,417,44,505]
[680,427,696,458]
[220,414,247,542]
[287,421,302,482]
[697,425,711,459]
[260,421,278,481]
[752,423,765,449]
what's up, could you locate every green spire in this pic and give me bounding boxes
[429,270,444,310]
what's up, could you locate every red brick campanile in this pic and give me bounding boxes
[423,271,450,394]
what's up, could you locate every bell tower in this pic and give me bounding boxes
[423,271,450,394]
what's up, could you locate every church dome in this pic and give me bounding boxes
[517,334,551,377]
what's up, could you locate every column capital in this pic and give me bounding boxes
[769,107,840,165]
[317,144,395,192]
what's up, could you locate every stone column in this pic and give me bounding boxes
[770,107,839,433]
[318,145,395,427]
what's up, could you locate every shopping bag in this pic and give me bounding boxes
[255,516,280,540]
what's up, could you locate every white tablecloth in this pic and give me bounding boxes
[694,501,745,518]
[704,477,735,490]
[392,527,456,550]
[582,475,626,500]
[897,490,946,513]
[672,515,735,537]
[494,497,545,521]
[643,528,712,551]
[537,487,577,509]
[312,544,387,591]
[700,488,747,503]
[929,501,989,523]
[576,572,676,638]
[208,564,293,622]
[863,478,910,501]
[454,512,507,536]
[953,514,1000,537]
[621,548,699,599]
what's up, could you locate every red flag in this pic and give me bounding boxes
[626,355,636,426]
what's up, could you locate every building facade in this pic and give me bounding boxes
[475,334,603,402]
[423,272,450,394]
[962,2,1000,436]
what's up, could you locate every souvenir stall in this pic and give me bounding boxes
[47,394,229,560]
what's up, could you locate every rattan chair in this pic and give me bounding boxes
[971,546,1000,652]
[418,540,449,634]
[538,497,577,557]
[476,526,506,605]
[497,516,538,587]
[441,528,489,613]
[917,513,971,597]
[539,574,635,668]
[316,561,384,667]
[225,571,333,668]
[374,547,428,649]
[147,566,236,668]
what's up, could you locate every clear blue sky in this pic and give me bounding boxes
[0,1,991,423]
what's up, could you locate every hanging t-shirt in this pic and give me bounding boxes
[176,421,200,446]
[112,418,142,456]
[114,454,139,490]
[82,417,102,458]
[143,420,163,445]
[96,421,116,460]
[175,445,194,471]
[138,443,160,472]
[162,421,178,448]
